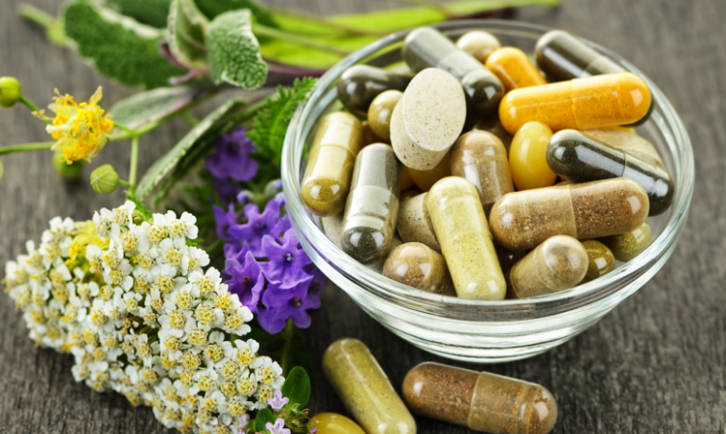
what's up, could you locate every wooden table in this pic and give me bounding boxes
[1,0,723,433]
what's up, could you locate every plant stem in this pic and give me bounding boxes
[253,24,352,56]
[372,0,452,17]
[118,179,130,187]
[181,111,200,126]
[279,318,295,376]
[18,3,54,29]
[18,96,40,112]
[269,7,388,36]
[114,123,136,136]
[109,118,165,141]
[128,136,139,193]
[0,141,54,155]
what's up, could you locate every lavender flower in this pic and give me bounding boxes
[213,179,243,205]
[229,201,282,257]
[259,275,321,333]
[266,419,291,434]
[260,232,312,288]
[213,204,237,243]
[205,127,259,182]
[225,251,265,313]
[268,390,289,411]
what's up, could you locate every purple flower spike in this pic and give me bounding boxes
[274,191,286,206]
[266,419,291,434]
[213,204,238,243]
[260,234,312,288]
[268,390,289,411]
[225,251,265,312]
[260,275,320,332]
[229,201,281,257]
[205,127,259,182]
[214,179,243,205]
[237,190,252,204]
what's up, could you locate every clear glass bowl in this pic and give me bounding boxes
[281,20,695,363]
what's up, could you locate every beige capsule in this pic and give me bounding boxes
[600,221,653,261]
[368,90,402,142]
[581,128,665,170]
[383,242,455,295]
[397,193,441,253]
[455,30,502,63]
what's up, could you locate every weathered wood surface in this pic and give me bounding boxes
[1,0,724,433]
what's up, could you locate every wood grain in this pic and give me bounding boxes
[1,0,725,433]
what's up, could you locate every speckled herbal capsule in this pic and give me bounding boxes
[546,129,675,215]
[489,178,649,251]
[403,27,504,115]
[600,221,653,262]
[302,112,364,217]
[450,131,514,213]
[397,193,441,253]
[341,144,401,264]
[408,153,451,192]
[402,362,557,434]
[337,65,410,114]
[499,73,652,134]
[390,68,466,171]
[508,235,588,298]
[455,30,501,63]
[485,47,547,92]
[470,118,513,152]
[581,128,665,169]
[580,240,616,283]
[383,242,455,295]
[426,177,506,300]
[368,90,402,142]
[323,339,416,434]
[310,413,367,434]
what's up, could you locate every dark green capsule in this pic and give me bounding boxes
[546,129,675,216]
[337,65,410,114]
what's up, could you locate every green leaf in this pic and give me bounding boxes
[63,0,185,89]
[167,0,209,69]
[248,77,316,167]
[280,366,311,408]
[195,0,277,27]
[107,0,173,28]
[136,98,246,201]
[207,10,267,89]
[254,408,276,433]
[109,86,213,130]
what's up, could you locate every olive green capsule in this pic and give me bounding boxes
[0,77,21,108]
[600,222,653,262]
[580,240,616,283]
[53,150,84,180]
[90,164,119,194]
[337,65,410,114]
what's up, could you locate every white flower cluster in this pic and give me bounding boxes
[3,201,284,434]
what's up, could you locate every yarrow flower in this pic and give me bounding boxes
[35,87,115,164]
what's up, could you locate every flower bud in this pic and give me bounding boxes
[132,210,147,226]
[90,164,119,194]
[53,151,84,180]
[0,77,22,108]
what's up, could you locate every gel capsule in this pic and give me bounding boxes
[534,30,624,82]
[310,413,366,434]
[490,178,649,251]
[400,166,416,191]
[324,339,416,434]
[455,30,501,63]
[546,129,675,215]
[383,242,455,295]
[403,27,504,115]
[509,121,557,191]
[485,47,547,92]
[397,193,441,253]
[499,72,652,134]
[509,235,588,298]
[581,128,665,169]
[600,222,653,262]
[302,112,364,217]
[403,362,557,434]
[470,118,513,152]
[341,144,401,264]
[450,131,514,212]
[426,177,506,300]
[408,152,451,192]
[368,90,402,142]
[580,240,616,283]
[337,65,410,114]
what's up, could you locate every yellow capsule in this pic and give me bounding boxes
[302,112,364,216]
[602,125,637,134]
[509,121,557,191]
[426,177,506,300]
[485,47,547,92]
[400,165,415,191]
[499,72,652,134]
[310,413,366,434]
[408,152,451,192]
[368,90,402,142]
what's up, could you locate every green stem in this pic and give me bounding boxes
[118,179,130,187]
[18,3,54,29]
[279,318,295,376]
[0,141,54,155]
[128,136,139,193]
[269,7,388,36]
[109,118,165,141]
[253,24,352,56]
[114,123,136,136]
[18,96,40,112]
[372,0,452,17]
[181,111,200,126]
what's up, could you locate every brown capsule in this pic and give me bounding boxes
[600,221,653,262]
[455,30,502,63]
[397,193,441,253]
[450,131,514,213]
[470,118,513,152]
[368,90,402,142]
[580,240,616,283]
[337,65,410,114]
[489,178,649,251]
[383,242,455,295]
[403,362,557,434]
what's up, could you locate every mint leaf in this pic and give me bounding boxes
[109,86,213,130]
[107,0,172,28]
[63,0,185,89]
[167,0,209,69]
[254,408,276,433]
[280,366,311,408]
[207,10,267,89]
[195,0,276,27]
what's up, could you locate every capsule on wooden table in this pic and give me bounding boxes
[310,413,366,434]
[403,27,504,115]
[337,65,410,114]
[580,240,616,283]
[368,90,402,142]
[581,128,665,169]
[341,144,401,264]
[546,129,675,215]
[470,118,513,152]
[485,47,547,92]
[383,242,455,295]
[600,222,653,262]
[450,131,514,212]
[426,177,506,300]
[499,72,652,134]
[509,121,557,191]
[397,193,441,253]
[490,178,649,251]
[324,339,416,434]
[302,112,364,217]
[403,362,557,434]
[455,30,501,63]
[408,153,451,192]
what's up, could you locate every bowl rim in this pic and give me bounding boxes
[282,19,695,311]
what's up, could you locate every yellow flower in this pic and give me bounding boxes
[66,221,108,267]
[38,87,115,164]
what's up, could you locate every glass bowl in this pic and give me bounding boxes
[281,20,694,363]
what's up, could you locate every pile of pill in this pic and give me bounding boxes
[301,27,674,300]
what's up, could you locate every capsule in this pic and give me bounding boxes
[450,131,514,212]
[403,27,504,115]
[341,144,401,264]
[402,362,557,434]
[534,30,624,81]
[310,413,366,434]
[600,222,653,262]
[581,128,665,169]
[302,112,364,217]
[337,65,410,114]
[368,90,402,142]
[324,339,416,434]
[580,240,616,283]
[490,178,649,251]
[470,118,513,152]
[546,129,675,215]
[397,193,441,253]
[455,30,501,63]
[485,47,547,92]
[400,166,416,192]
[390,68,466,171]
[426,177,506,300]
[362,121,385,146]
[509,121,557,191]
[499,72,652,134]
[383,242,455,295]
[408,153,451,192]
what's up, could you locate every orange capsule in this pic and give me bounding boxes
[499,72,651,134]
[408,153,451,192]
[485,47,547,92]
